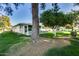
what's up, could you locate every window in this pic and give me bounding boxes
[20,25,22,29]
[28,25,32,31]
[25,26,27,32]
[19,25,22,32]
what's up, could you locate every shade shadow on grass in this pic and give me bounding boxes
[0,31,31,55]
[44,39,79,56]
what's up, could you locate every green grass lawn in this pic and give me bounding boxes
[44,39,79,56]
[40,32,54,38]
[40,32,79,56]
[40,31,79,38]
[0,31,31,55]
[40,31,71,38]
[1,31,79,56]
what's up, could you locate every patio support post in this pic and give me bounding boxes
[27,25,29,35]
[23,25,25,34]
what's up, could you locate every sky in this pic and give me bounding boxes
[5,3,79,26]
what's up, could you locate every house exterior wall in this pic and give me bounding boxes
[12,23,53,35]
[12,26,20,33]
[12,25,32,35]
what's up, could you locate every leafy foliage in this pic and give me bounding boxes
[0,3,24,15]
[40,10,55,27]
[40,32,71,38]
[40,3,74,29]
[40,9,73,28]
[0,16,11,31]
[40,32,54,38]
[52,3,60,14]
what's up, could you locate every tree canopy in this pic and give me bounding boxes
[0,16,11,31]
[0,3,24,15]
[40,9,73,29]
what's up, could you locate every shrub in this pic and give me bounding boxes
[40,33,54,38]
[70,31,77,39]
[56,32,70,37]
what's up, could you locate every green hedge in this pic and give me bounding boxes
[40,32,71,38]
[40,33,54,38]
[56,32,70,37]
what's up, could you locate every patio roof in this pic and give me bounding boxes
[13,23,32,27]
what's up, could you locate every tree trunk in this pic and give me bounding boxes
[31,3,39,43]
[53,26,56,37]
[72,22,74,31]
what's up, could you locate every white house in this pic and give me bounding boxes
[12,23,32,35]
[12,23,53,35]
